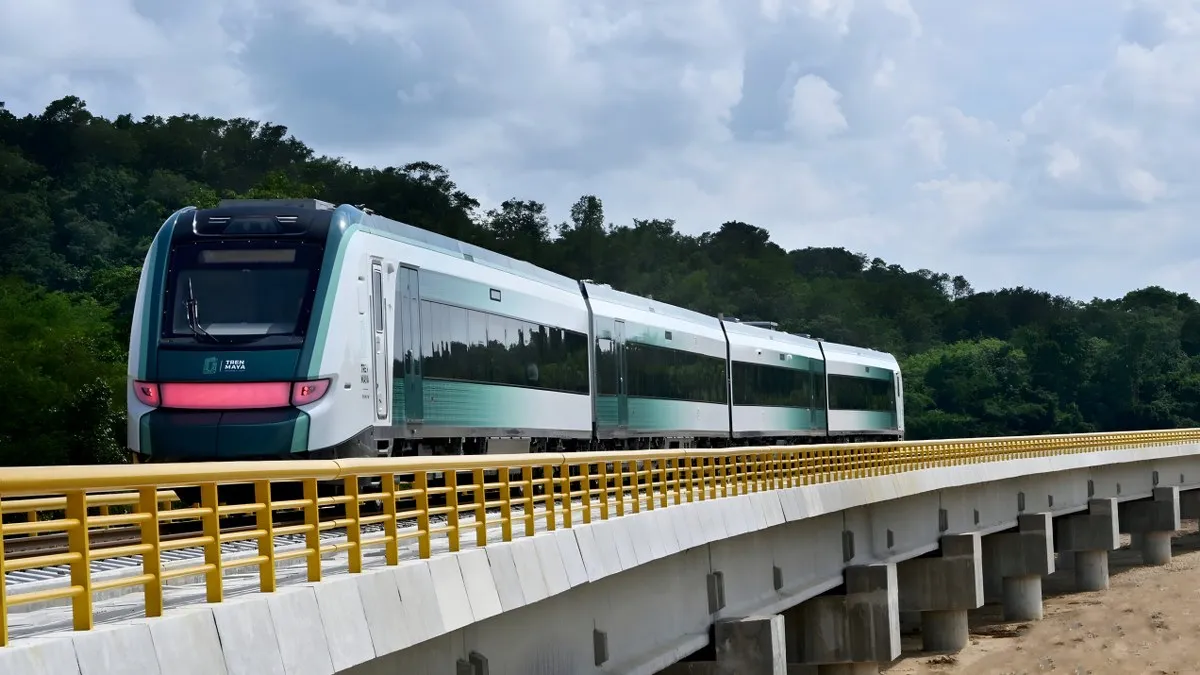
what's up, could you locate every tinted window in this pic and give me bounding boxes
[419,300,589,394]
[162,241,323,345]
[625,341,727,404]
[595,338,618,395]
[827,374,896,412]
[731,361,816,407]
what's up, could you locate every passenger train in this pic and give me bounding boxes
[126,199,905,467]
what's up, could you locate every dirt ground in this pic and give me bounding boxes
[885,521,1200,675]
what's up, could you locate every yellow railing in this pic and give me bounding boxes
[1,490,179,534]
[2,428,1199,646]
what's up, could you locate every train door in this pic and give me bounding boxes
[370,260,389,421]
[614,319,629,430]
[398,266,424,423]
[894,370,904,431]
[807,365,817,432]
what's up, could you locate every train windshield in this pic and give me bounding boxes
[161,240,325,346]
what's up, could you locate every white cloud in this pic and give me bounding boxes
[4,0,1200,301]
[1045,144,1082,181]
[786,74,849,139]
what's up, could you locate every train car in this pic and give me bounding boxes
[721,318,827,445]
[127,197,905,475]
[581,282,730,449]
[126,198,593,468]
[817,340,904,443]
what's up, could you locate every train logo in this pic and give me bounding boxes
[202,357,219,375]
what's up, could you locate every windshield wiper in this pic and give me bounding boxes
[184,279,222,344]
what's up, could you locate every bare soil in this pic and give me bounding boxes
[885,521,1200,675]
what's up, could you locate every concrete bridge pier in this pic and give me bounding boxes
[982,513,1054,622]
[785,563,900,675]
[1055,498,1119,591]
[1120,487,1180,565]
[660,615,788,675]
[897,533,983,653]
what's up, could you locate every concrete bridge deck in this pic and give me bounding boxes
[3,431,1200,674]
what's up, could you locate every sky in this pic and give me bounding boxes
[1,0,1198,302]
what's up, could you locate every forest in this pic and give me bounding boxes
[3,96,1199,466]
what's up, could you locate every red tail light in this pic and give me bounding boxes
[136,379,334,410]
[291,379,331,406]
[133,381,160,407]
[160,382,292,410]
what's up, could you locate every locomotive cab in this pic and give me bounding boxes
[127,200,338,465]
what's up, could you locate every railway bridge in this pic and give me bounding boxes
[4,430,1200,674]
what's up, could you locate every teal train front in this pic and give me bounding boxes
[126,200,370,464]
[126,198,905,473]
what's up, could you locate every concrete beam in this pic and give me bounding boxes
[897,533,983,652]
[1119,487,1180,565]
[786,564,899,670]
[982,513,1054,622]
[1055,498,1119,591]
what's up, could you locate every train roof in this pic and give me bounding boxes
[819,339,900,370]
[210,199,581,294]
[355,208,583,294]
[721,319,825,360]
[581,282,724,329]
[175,200,336,243]
[200,200,903,367]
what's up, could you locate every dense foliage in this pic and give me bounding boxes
[3,96,1199,466]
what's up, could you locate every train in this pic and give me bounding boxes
[126,198,905,469]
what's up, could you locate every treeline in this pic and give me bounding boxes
[2,96,1198,465]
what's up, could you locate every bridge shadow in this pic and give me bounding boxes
[890,520,1200,670]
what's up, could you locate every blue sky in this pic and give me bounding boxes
[2,0,1197,301]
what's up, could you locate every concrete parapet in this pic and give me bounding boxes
[787,564,900,668]
[896,533,983,652]
[1119,487,1180,565]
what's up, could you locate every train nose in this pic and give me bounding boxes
[138,408,312,461]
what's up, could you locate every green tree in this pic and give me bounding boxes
[2,94,1200,464]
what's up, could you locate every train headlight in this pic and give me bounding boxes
[291,379,331,406]
[134,381,160,408]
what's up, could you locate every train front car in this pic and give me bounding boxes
[126,199,353,467]
[817,340,905,443]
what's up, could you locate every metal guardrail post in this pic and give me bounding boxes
[138,487,163,618]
